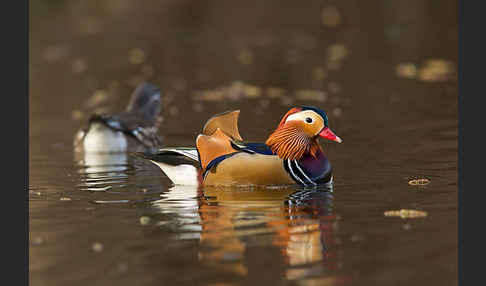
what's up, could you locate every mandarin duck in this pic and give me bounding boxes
[74,82,163,153]
[136,106,342,187]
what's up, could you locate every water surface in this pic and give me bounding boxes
[30,1,457,285]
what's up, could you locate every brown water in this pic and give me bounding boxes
[29,1,458,285]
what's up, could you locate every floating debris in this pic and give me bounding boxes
[92,242,104,252]
[128,48,146,65]
[396,63,417,79]
[418,59,456,82]
[29,190,42,196]
[139,216,151,226]
[408,178,430,186]
[384,209,428,219]
[60,197,72,201]
[244,85,262,98]
[321,6,341,27]
[193,81,262,102]
[327,44,348,62]
[403,223,412,230]
[31,237,45,246]
[326,44,348,70]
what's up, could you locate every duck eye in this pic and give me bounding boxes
[305,117,313,124]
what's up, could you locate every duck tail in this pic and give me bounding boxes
[133,148,201,186]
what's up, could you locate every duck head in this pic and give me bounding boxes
[265,106,342,160]
[126,82,162,121]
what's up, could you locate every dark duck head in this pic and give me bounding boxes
[265,106,342,160]
[124,82,162,124]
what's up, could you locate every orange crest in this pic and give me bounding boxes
[276,107,302,129]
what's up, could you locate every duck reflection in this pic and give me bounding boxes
[74,151,130,191]
[278,188,338,280]
[74,151,166,199]
[149,184,338,282]
[152,185,202,240]
[76,151,129,173]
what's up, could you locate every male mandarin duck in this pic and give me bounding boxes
[136,106,342,187]
[74,82,163,153]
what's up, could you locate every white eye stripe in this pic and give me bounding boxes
[285,113,305,122]
[285,111,317,123]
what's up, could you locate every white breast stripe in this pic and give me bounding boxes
[287,160,307,186]
[293,160,317,186]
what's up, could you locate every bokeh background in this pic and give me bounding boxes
[30,0,457,143]
[29,1,458,286]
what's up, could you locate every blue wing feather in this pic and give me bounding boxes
[230,142,275,155]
